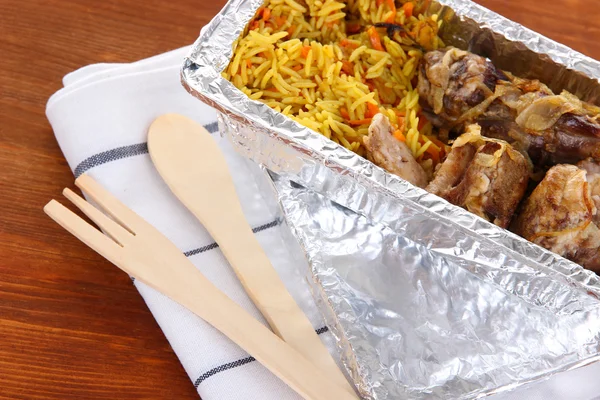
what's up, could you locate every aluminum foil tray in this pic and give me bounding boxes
[181,0,600,398]
[266,171,600,400]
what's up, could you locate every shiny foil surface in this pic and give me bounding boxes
[181,0,600,398]
[267,173,600,399]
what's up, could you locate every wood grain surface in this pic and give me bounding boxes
[1,1,598,399]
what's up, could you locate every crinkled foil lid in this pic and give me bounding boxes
[266,173,600,399]
[181,0,600,398]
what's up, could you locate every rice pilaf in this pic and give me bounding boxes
[222,0,448,172]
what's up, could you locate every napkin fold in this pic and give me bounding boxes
[46,46,600,400]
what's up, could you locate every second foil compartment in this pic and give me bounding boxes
[417,46,600,272]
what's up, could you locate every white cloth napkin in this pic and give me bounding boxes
[46,46,600,400]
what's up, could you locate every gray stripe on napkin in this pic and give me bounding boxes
[132,218,282,282]
[193,326,329,388]
[73,121,219,177]
[184,219,281,258]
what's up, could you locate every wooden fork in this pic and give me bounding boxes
[43,175,358,400]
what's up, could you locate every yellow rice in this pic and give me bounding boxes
[223,0,447,168]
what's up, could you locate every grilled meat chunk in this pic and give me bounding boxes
[513,163,600,271]
[364,114,429,188]
[418,47,600,166]
[427,125,531,228]
[417,47,507,123]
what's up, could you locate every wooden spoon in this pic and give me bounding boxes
[147,114,356,396]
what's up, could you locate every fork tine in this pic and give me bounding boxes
[75,175,139,234]
[44,200,122,266]
[63,188,133,246]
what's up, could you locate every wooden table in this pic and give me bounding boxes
[1,1,598,398]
